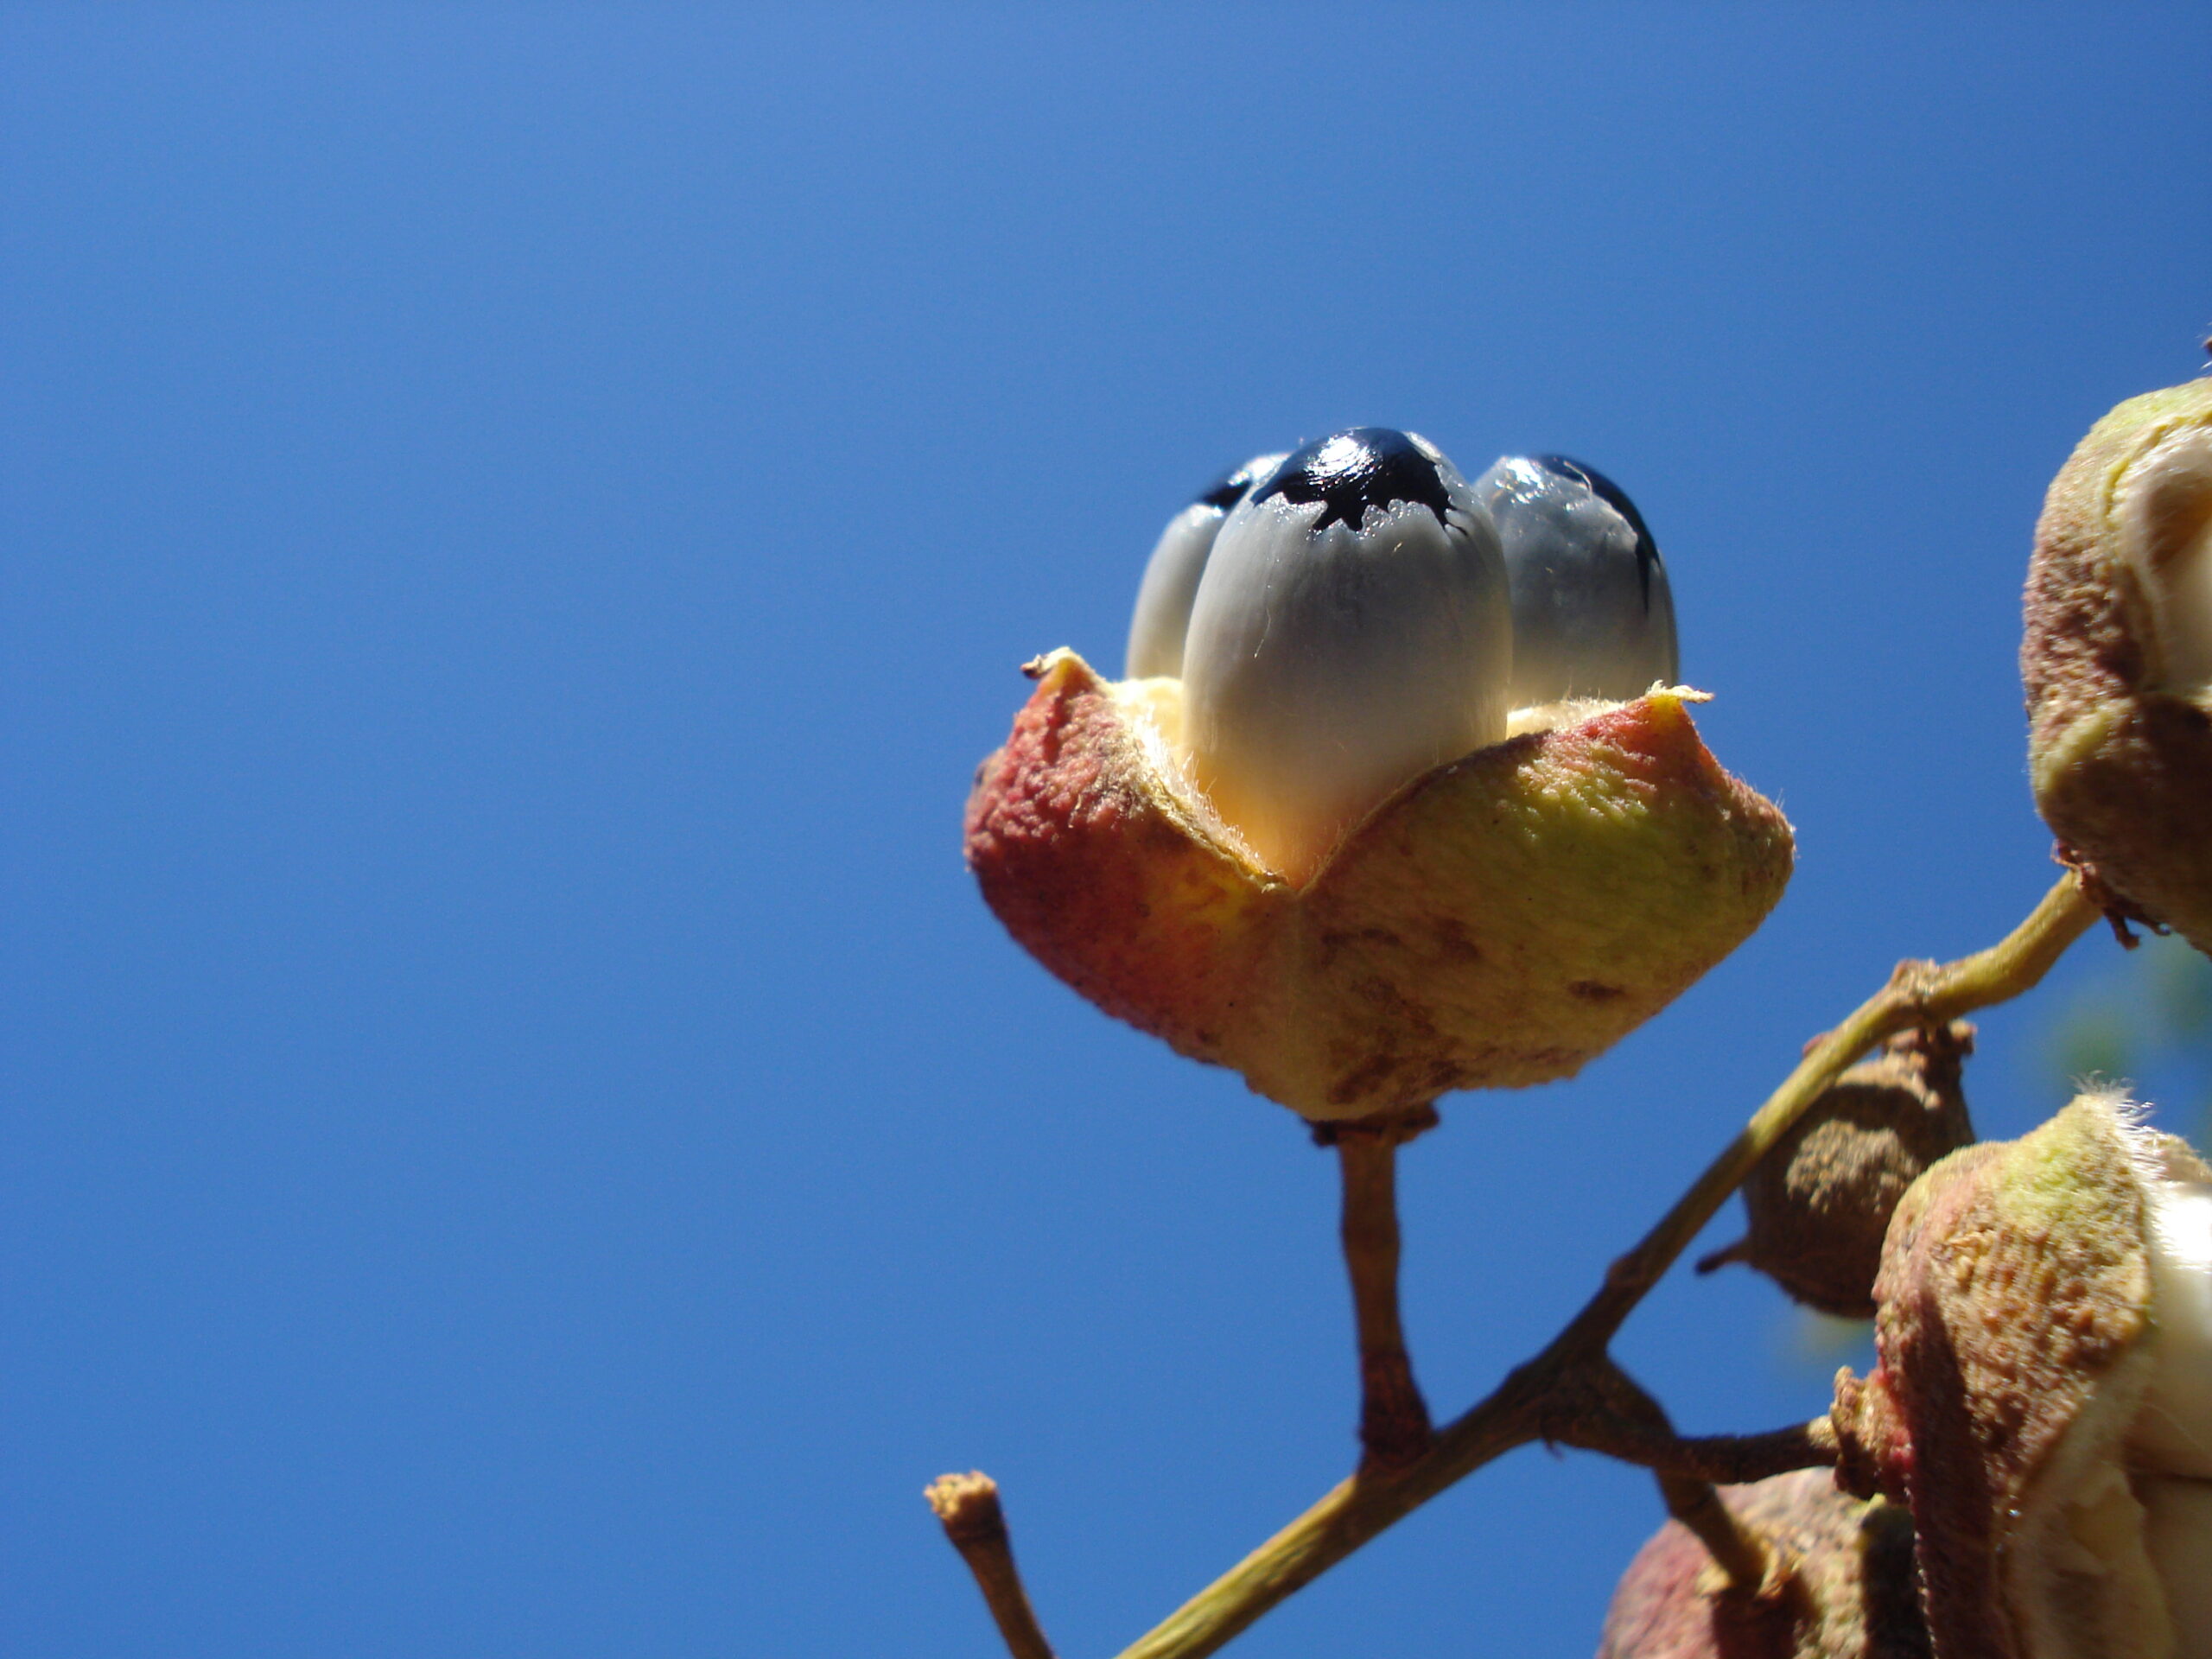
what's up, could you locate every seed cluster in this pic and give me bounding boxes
[1122,426,1680,880]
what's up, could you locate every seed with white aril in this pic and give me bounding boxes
[1474,454,1679,707]
[1124,454,1286,680]
[1179,428,1511,883]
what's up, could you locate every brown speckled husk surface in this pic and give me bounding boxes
[1596,1469,1929,1659]
[2024,378,2212,949]
[1729,1025,1975,1319]
[964,650,1793,1121]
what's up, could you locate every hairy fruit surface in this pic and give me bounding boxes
[1700,1023,1976,1319]
[964,648,1793,1122]
[1830,1094,2212,1659]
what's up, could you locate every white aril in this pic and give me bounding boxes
[1179,428,1510,883]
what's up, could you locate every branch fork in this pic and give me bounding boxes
[934,874,2101,1659]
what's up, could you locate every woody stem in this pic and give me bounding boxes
[1335,1122,1433,1471]
[927,1472,1058,1659]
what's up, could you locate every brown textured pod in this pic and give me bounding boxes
[1698,1023,1976,1319]
[1595,1468,1930,1659]
[1828,1094,2212,1659]
[965,648,1793,1122]
[2024,375,2212,950]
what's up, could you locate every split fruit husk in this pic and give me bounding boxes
[1829,1093,2212,1659]
[2024,375,2212,950]
[1699,1023,1977,1319]
[964,648,1793,1122]
[1596,1468,1931,1659]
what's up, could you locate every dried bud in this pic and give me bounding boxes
[1596,1469,1930,1659]
[1698,1023,1977,1319]
[966,431,1792,1122]
[1829,1093,2212,1659]
[2024,375,2212,949]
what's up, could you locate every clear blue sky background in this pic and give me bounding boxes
[5,9,2209,1657]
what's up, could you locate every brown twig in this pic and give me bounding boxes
[1323,1108,1437,1471]
[927,1472,1057,1659]
[1530,1353,1839,1487]
[1552,872,2100,1359]
[1529,1357,1777,1592]
[1573,1416,1840,1485]
[1554,1359,1830,1592]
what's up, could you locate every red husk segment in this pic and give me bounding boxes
[963,657,1277,1063]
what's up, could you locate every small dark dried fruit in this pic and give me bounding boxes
[1698,1023,1975,1319]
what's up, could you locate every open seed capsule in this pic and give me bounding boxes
[2024,376,2212,950]
[965,429,1792,1121]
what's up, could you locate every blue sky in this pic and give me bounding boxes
[4,9,2209,1656]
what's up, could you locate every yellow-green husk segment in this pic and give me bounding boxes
[963,648,1793,1122]
[2024,376,2212,950]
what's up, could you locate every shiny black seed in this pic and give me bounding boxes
[1253,428,1455,535]
[1195,459,1270,512]
[1531,454,1661,610]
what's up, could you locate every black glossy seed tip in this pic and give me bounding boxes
[1531,454,1661,609]
[1254,428,1455,535]
[1195,458,1271,512]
